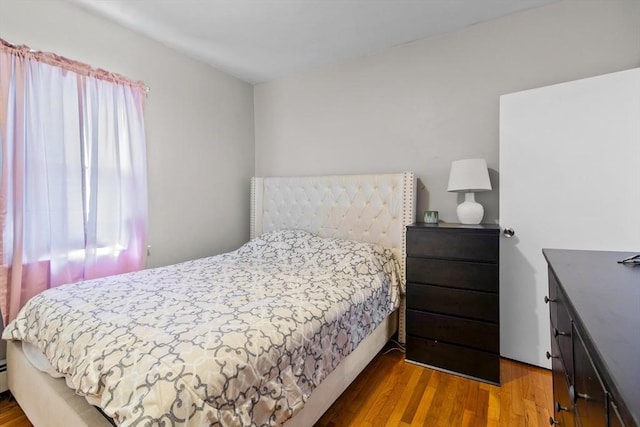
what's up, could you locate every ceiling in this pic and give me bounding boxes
[70,0,558,84]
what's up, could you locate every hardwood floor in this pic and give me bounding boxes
[0,349,551,427]
[316,349,552,426]
[0,394,32,427]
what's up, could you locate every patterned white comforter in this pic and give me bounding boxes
[2,230,401,426]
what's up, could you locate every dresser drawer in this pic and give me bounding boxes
[548,270,565,329]
[406,257,498,292]
[549,272,574,385]
[406,229,498,263]
[406,335,500,384]
[406,309,498,352]
[609,401,627,427]
[407,283,499,323]
[574,326,607,427]
[552,339,576,427]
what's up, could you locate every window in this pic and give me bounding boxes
[0,38,148,324]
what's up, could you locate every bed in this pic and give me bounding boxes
[3,172,416,427]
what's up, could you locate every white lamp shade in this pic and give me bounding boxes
[447,158,492,192]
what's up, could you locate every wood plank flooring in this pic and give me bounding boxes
[316,349,552,426]
[0,394,32,427]
[0,349,551,427]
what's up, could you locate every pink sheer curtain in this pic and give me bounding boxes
[0,39,148,325]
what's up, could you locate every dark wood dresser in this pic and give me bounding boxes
[543,249,639,427]
[405,222,500,385]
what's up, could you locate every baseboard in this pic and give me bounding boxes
[0,359,7,393]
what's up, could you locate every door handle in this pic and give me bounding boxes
[503,228,515,238]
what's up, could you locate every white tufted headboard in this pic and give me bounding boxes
[250,172,416,341]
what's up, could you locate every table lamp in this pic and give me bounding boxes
[447,158,492,224]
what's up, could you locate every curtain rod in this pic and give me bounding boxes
[1,37,149,95]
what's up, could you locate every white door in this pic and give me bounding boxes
[499,68,640,368]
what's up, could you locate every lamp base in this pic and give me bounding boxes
[457,192,484,225]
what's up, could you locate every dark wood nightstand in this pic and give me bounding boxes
[405,222,500,385]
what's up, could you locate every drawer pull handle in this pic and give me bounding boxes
[555,401,569,413]
[569,385,590,402]
[503,228,515,238]
[549,417,560,425]
[546,351,558,360]
[544,296,556,304]
[553,328,569,337]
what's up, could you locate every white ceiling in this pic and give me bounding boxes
[70,0,558,84]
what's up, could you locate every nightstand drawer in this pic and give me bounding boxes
[406,309,499,352]
[406,257,498,292]
[406,336,500,384]
[406,229,498,263]
[407,283,499,322]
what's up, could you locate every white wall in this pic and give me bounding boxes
[0,0,255,269]
[254,0,640,224]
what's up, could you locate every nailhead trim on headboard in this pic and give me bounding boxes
[399,171,416,343]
